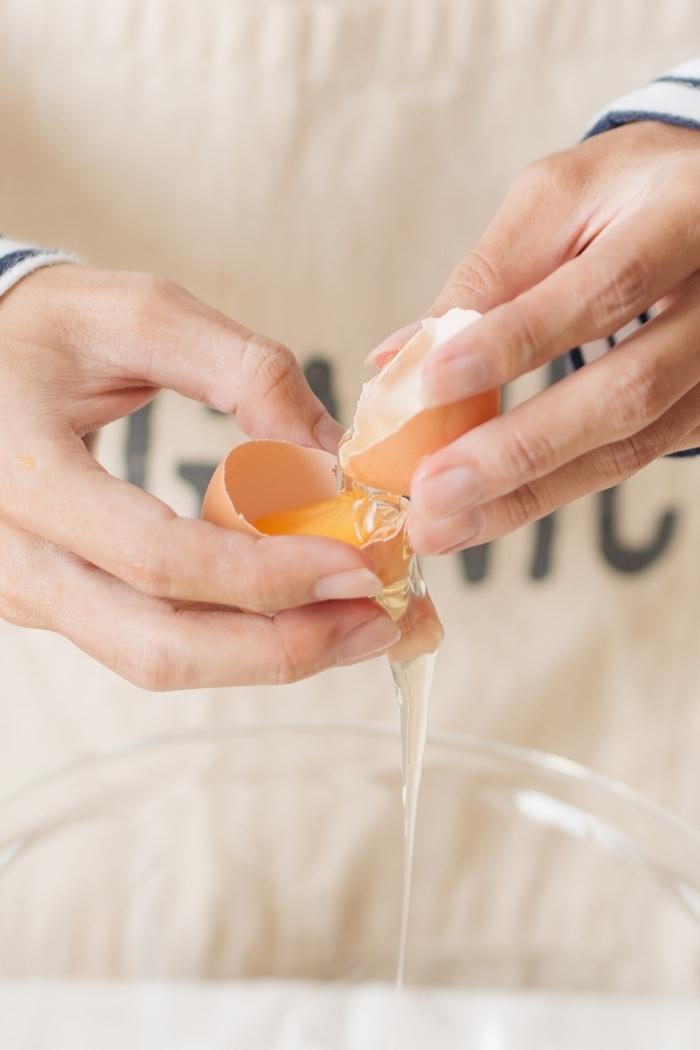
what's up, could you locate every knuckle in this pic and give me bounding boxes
[129,272,182,322]
[271,654,298,686]
[120,635,178,691]
[500,481,545,531]
[243,335,298,402]
[121,546,176,599]
[589,254,651,332]
[137,271,178,301]
[513,153,568,195]
[268,622,306,685]
[513,157,551,191]
[503,301,551,367]
[608,361,663,432]
[502,424,557,480]
[246,540,294,615]
[604,433,655,480]
[446,247,503,304]
[117,516,182,598]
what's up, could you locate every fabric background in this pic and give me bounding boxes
[1,0,699,986]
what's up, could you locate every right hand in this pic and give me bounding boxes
[0,265,400,689]
[370,121,700,556]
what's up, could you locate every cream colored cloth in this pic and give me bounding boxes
[1,0,699,986]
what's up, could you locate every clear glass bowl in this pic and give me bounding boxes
[1,722,699,1049]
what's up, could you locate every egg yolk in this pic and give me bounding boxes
[252,491,370,547]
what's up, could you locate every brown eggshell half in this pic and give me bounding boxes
[340,307,500,495]
[343,391,499,495]
[202,440,409,588]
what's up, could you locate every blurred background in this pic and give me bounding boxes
[1,0,699,1004]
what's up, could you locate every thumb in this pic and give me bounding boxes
[129,278,343,452]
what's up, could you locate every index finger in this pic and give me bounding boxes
[5,434,382,612]
[72,270,343,453]
[422,203,700,407]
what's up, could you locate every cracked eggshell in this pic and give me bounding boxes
[339,307,500,495]
[202,440,407,586]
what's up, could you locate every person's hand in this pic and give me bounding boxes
[371,122,700,555]
[0,266,400,687]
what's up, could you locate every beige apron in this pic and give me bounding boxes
[1,0,699,987]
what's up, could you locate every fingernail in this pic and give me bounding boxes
[413,466,482,517]
[365,321,421,365]
[435,511,485,553]
[421,353,489,407]
[410,507,484,556]
[314,413,344,454]
[335,615,402,663]
[314,568,383,601]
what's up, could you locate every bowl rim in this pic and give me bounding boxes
[2,719,699,850]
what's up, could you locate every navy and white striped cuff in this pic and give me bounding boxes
[571,58,700,456]
[586,58,700,138]
[0,237,80,297]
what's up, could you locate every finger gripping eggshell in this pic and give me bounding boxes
[339,307,500,495]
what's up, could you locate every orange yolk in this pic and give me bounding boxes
[252,491,369,547]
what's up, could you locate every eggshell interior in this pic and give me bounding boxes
[202,440,409,588]
[202,441,338,533]
[340,307,499,495]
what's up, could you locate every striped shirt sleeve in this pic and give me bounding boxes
[571,58,700,457]
[586,58,700,138]
[0,235,79,297]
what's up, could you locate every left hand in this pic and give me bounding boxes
[371,121,700,555]
[0,265,400,688]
